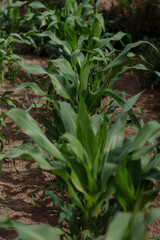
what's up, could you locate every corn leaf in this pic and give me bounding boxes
[105,93,141,163]
[49,74,74,101]
[77,99,97,170]
[6,109,66,162]
[14,82,46,96]
[18,60,47,75]
[49,59,78,84]
[13,223,58,240]
[104,40,158,71]
[29,1,45,9]
[59,102,77,136]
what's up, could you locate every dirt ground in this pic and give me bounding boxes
[100,0,117,9]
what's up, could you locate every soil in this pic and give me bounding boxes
[100,0,117,9]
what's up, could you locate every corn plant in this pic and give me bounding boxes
[0,33,24,87]
[17,33,160,115]
[106,209,160,240]
[0,207,160,240]
[14,0,159,112]
[0,0,27,34]
[0,216,58,240]
[1,95,160,238]
[16,0,160,98]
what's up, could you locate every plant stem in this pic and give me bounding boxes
[1,61,5,88]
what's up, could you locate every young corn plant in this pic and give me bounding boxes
[17,32,160,115]
[11,0,158,117]
[0,0,27,34]
[0,208,160,240]
[1,96,160,238]
[106,209,160,240]
[0,33,23,87]
[16,1,160,112]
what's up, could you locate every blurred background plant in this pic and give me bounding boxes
[100,0,160,88]
[101,0,160,41]
[138,37,160,88]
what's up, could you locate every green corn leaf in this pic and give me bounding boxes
[96,31,128,49]
[105,93,141,163]
[146,208,160,225]
[64,23,77,50]
[106,212,131,240]
[93,116,107,178]
[86,89,125,112]
[37,31,71,55]
[13,222,58,240]
[124,63,160,79]
[101,162,116,186]
[69,159,88,194]
[68,184,84,210]
[74,19,90,36]
[0,144,69,182]
[91,17,102,38]
[49,74,74,101]
[64,136,98,197]
[37,31,59,41]
[106,212,148,240]
[63,133,87,162]
[95,0,100,9]
[79,54,91,93]
[115,166,135,211]
[140,184,160,208]
[10,33,23,41]
[45,190,63,209]
[77,99,97,170]
[10,1,27,7]
[1,0,7,7]
[0,144,52,171]
[6,109,66,162]
[18,60,47,75]
[91,114,104,135]
[0,217,59,240]
[142,153,160,175]
[59,102,77,136]
[131,145,157,161]
[29,1,46,9]
[49,59,78,84]
[122,121,160,155]
[104,40,158,71]
[14,82,46,96]
[129,213,147,240]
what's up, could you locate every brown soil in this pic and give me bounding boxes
[100,0,117,9]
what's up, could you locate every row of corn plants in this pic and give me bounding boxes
[0,0,160,239]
